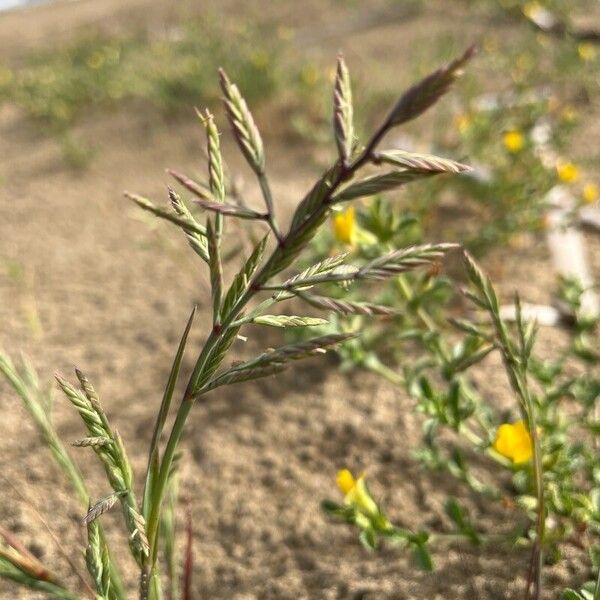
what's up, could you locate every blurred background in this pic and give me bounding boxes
[0,0,598,597]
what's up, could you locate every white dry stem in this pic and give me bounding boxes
[544,185,599,319]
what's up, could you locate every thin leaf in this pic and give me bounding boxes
[182,506,193,600]
[143,306,196,517]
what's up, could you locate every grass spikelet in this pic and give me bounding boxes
[333,53,354,165]
[219,68,265,175]
[85,517,111,599]
[72,436,112,448]
[123,192,208,237]
[386,45,476,127]
[297,294,399,316]
[83,493,124,526]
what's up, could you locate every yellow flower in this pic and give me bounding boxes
[583,182,599,204]
[336,469,356,495]
[578,42,596,62]
[493,420,533,464]
[332,206,355,245]
[556,161,579,183]
[336,469,379,517]
[503,130,524,153]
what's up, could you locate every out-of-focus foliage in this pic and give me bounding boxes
[0,17,281,129]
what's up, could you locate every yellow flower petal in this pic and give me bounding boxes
[336,470,379,517]
[332,206,355,245]
[493,420,533,464]
[349,475,379,517]
[578,42,596,62]
[556,161,579,183]
[583,183,599,204]
[503,130,524,153]
[336,469,356,495]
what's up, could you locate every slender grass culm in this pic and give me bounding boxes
[462,252,546,600]
[1,48,476,599]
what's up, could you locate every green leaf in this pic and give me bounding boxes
[320,500,343,514]
[143,306,195,518]
[251,315,329,328]
[411,543,434,571]
[444,497,480,543]
[359,529,377,550]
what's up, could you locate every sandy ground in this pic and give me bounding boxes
[0,1,598,598]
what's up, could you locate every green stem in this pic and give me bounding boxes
[258,173,282,243]
[364,355,405,386]
[143,109,395,596]
[527,395,545,600]
[145,283,256,577]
